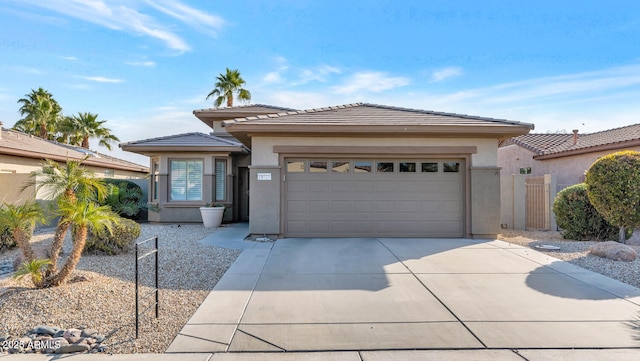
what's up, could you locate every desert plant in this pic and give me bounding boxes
[14,258,52,288]
[85,217,140,255]
[585,151,640,243]
[103,180,145,220]
[553,184,619,241]
[0,201,45,261]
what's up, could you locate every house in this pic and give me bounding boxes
[122,103,533,239]
[498,124,640,188]
[0,123,149,204]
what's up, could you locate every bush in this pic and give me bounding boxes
[553,183,618,241]
[0,227,17,251]
[1,227,33,252]
[102,180,145,220]
[84,217,141,255]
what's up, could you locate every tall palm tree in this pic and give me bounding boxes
[206,68,251,108]
[15,88,62,140]
[48,199,118,287]
[25,159,108,277]
[0,201,45,263]
[67,112,120,150]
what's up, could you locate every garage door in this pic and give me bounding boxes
[284,159,465,237]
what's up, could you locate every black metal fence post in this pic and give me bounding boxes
[135,236,159,339]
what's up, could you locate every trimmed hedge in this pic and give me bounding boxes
[84,217,141,255]
[553,183,618,241]
[0,227,17,251]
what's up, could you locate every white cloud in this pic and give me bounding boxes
[14,0,224,52]
[144,0,225,36]
[263,71,282,84]
[83,76,124,83]
[430,66,463,83]
[333,71,410,94]
[126,60,156,67]
[59,56,77,61]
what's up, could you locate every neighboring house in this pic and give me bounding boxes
[122,103,532,239]
[498,124,640,187]
[0,123,149,203]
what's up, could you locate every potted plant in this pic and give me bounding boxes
[199,203,225,228]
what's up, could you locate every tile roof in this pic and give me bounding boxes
[119,132,247,152]
[506,123,640,158]
[223,103,534,127]
[193,104,297,115]
[0,127,148,173]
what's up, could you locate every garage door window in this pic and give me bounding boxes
[287,161,305,172]
[332,161,351,173]
[377,162,394,172]
[399,162,416,172]
[421,162,438,172]
[310,161,327,172]
[354,161,372,172]
[444,162,460,172]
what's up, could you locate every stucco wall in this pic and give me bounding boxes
[0,154,146,179]
[499,145,640,187]
[251,136,499,166]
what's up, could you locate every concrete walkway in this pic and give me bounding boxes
[4,224,640,360]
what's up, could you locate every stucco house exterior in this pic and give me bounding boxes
[0,123,149,204]
[122,103,533,239]
[498,124,640,188]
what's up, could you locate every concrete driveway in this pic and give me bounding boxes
[168,237,640,352]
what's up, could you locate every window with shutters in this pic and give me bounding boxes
[170,159,203,201]
[215,159,226,201]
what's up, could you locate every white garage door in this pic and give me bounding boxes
[284,159,465,237]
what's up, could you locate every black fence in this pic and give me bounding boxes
[135,236,159,339]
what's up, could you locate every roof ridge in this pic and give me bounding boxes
[580,122,640,136]
[193,104,298,113]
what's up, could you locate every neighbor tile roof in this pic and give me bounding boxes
[507,123,640,158]
[0,127,148,173]
[223,103,533,127]
[193,104,297,115]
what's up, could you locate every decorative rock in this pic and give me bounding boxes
[29,325,61,336]
[93,334,106,343]
[55,343,91,354]
[67,336,82,344]
[628,228,640,246]
[81,328,98,338]
[589,241,637,262]
[62,328,82,340]
[53,330,65,338]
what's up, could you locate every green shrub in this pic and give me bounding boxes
[102,180,145,220]
[84,217,141,255]
[0,227,33,251]
[553,183,618,241]
[0,227,17,251]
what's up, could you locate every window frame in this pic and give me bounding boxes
[169,158,204,202]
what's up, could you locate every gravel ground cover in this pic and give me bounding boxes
[0,223,241,353]
[498,230,640,289]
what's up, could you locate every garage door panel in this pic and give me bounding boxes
[285,158,465,237]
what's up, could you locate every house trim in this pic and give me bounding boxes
[533,139,640,160]
[272,145,478,155]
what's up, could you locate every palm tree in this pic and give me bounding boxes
[206,68,251,108]
[0,201,45,263]
[67,112,120,150]
[25,159,107,277]
[15,88,62,140]
[48,199,118,287]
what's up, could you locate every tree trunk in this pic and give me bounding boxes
[628,228,640,246]
[227,96,233,107]
[46,221,70,277]
[49,225,87,287]
[14,228,35,262]
[82,137,89,149]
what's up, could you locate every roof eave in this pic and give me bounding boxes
[0,146,149,173]
[120,144,248,154]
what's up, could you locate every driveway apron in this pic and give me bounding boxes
[168,237,640,352]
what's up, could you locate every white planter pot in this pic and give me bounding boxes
[199,207,225,228]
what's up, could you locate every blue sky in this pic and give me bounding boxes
[1,0,640,165]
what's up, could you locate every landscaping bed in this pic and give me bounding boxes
[498,229,640,289]
[0,223,241,353]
